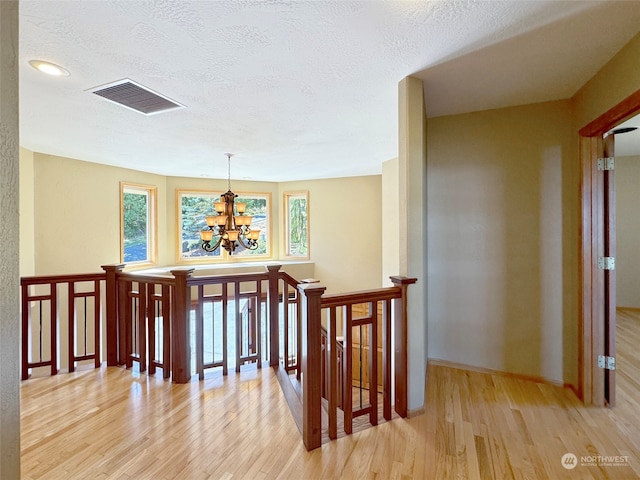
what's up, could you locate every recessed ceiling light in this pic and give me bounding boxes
[28,60,70,77]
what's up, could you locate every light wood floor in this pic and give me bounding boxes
[21,312,640,479]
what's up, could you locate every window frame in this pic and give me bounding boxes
[176,189,272,263]
[120,182,158,267]
[283,190,309,259]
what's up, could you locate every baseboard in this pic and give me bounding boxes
[428,358,564,388]
[617,306,640,313]
[407,406,425,418]
[564,382,582,400]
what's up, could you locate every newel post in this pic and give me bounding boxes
[298,281,326,451]
[102,264,125,366]
[171,268,195,383]
[266,264,281,367]
[390,276,417,418]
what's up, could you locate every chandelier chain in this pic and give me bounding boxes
[226,153,232,191]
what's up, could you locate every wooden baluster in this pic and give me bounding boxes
[369,301,378,426]
[196,284,204,380]
[94,279,101,368]
[222,283,228,375]
[21,281,30,380]
[255,285,262,368]
[298,282,326,451]
[390,276,417,418]
[49,282,58,376]
[148,284,157,376]
[296,289,302,380]
[235,281,241,373]
[162,285,171,379]
[248,295,256,361]
[283,280,290,370]
[343,305,353,434]
[337,342,344,410]
[266,265,281,367]
[68,281,76,373]
[383,298,392,421]
[138,282,147,372]
[101,264,125,366]
[117,278,129,367]
[321,330,326,399]
[171,268,194,383]
[327,306,338,440]
[125,283,135,369]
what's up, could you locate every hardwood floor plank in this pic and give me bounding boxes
[20,312,640,479]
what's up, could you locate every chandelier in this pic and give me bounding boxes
[200,153,260,254]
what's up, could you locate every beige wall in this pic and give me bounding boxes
[33,153,168,274]
[20,147,35,276]
[279,176,382,294]
[573,32,640,131]
[398,76,429,412]
[615,155,640,308]
[0,1,20,476]
[29,153,382,294]
[426,100,577,384]
[382,157,400,287]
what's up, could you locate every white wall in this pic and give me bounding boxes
[616,155,640,308]
[426,100,576,384]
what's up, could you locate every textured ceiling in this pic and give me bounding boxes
[19,0,640,182]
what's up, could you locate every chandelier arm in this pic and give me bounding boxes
[203,235,223,253]
[236,234,258,250]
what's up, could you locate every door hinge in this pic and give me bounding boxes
[597,157,615,170]
[598,257,615,270]
[598,355,616,370]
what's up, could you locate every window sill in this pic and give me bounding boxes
[132,259,314,278]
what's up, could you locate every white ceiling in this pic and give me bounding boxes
[19,0,640,182]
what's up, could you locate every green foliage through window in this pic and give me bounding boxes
[121,183,156,264]
[178,190,271,260]
[285,192,308,257]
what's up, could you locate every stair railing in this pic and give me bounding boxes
[298,276,417,450]
[21,272,106,379]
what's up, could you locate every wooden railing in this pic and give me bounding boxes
[21,272,105,379]
[104,265,281,383]
[20,265,415,452]
[298,276,417,450]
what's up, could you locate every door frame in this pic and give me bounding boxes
[579,89,640,406]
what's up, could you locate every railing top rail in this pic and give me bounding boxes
[279,271,301,287]
[320,286,402,308]
[20,272,106,286]
[185,271,269,287]
[116,271,177,286]
[115,269,272,287]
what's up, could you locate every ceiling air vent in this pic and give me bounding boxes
[87,79,185,115]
